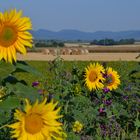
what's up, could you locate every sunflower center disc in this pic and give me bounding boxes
[107,75,114,86]
[25,113,43,134]
[0,26,17,47]
[89,71,97,82]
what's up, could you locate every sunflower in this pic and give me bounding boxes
[0,9,32,63]
[85,63,105,91]
[8,98,66,140]
[105,67,120,90]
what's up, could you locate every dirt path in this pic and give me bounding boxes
[17,52,140,61]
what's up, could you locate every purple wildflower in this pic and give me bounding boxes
[124,85,131,91]
[99,108,105,113]
[38,89,44,95]
[103,87,110,93]
[98,107,106,116]
[32,81,39,87]
[102,73,108,78]
[103,99,112,106]
[100,124,106,130]
[122,95,129,101]
[100,124,107,136]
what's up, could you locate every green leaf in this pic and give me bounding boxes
[6,82,41,102]
[134,119,140,128]
[0,112,8,124]
[0,61,14,81]
[67,132,80,140]
[95,135,102,140]
[0,96,20,111]
[13,61,42,76]
[106,110,112,118]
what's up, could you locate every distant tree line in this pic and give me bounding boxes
[35,40,65,48]
[90,38,135,45]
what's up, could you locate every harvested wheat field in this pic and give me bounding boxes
[17,52,140,61]
[18,45,140,61]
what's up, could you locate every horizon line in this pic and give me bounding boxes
[33,29,140,33]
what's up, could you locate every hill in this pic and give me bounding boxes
[31,29,140,41]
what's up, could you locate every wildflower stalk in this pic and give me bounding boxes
[135,111,139,140]
[0,124,9,129]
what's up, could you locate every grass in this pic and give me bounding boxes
[0,60,139,86]
[5,60,138,86]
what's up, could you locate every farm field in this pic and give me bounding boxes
[23,44,140,61]
[65,43,140,49]
[17,52,140,61]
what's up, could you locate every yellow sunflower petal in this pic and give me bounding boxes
[85,63,105,91]
[14,41,27,54]
[8,98,66,140]
[18,31,33,40]
[105,67,120,90]
[0,9,32,63]
[7,47,14,63]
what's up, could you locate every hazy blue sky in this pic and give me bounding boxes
[1,0,140,32]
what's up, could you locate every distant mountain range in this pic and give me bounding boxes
[31,29,140,41]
